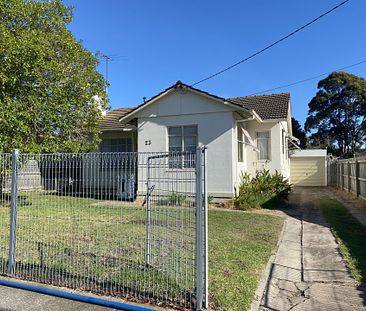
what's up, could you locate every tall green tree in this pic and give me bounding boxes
[305,71,366,155]
[291,117,307,149]
[0,0,108,153]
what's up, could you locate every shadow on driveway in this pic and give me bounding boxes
[259,187,366,311]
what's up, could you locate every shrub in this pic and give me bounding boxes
[234,169,291,210]
[167,192,187,206]
[202,194,214,206]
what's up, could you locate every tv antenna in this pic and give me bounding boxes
[100,53,127,95]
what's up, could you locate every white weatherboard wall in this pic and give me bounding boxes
[290,149,327,186]
[135,90,248,197]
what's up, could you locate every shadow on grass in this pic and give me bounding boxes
[261,194,289,210]
[44,190,136,202]
[234,191,290,210]
[319,197,366,306]
[319,197,366,283]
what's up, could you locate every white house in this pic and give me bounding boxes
[99,81,299,198]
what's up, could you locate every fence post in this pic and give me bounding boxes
[8,149,18,275]
[195,148,203,311]
[355,159,360,197]
[338,163,340,188]
[348,161,351,192]
[145,157,151,267]
[341,163,344,190]
[203,147,208,309]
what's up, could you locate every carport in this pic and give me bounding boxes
[290,149,327,186]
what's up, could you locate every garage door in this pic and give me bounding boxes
[290,157,326,186]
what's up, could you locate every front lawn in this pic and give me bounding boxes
[0,192,284,310]
[208,209,283,310]
[319,197,366,283]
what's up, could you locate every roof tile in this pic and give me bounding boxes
[99,107,135,131]
[227,93,290,120]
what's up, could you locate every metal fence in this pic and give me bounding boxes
[0,149,208,310]
[328,156,366,199]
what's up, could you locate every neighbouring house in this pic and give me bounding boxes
[96,81,300,199]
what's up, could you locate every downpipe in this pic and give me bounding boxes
[0,278,155,311]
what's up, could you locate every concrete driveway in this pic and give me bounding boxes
[258,187,366,311]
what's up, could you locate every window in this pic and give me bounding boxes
[282,129,288,159]
[237,127,244,162]
[100,138,133,167]
[100,138,133,153]
[168,126,197,168]
[257,131,270,160]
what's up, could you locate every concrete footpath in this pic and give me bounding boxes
[258,187,366,311]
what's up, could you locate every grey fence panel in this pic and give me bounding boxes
[349,162,357,194]
[0,151,207,310]
[329,157,366,201]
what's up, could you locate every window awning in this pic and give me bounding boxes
[241,127,259,152]
[287,134,301,150]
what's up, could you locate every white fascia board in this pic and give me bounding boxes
[291,149,327,157]
[118,86,262,124]
[118,89,175,123]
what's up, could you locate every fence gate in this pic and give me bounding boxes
[0,149,208,310]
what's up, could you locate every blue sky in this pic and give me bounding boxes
[64,0,365,126]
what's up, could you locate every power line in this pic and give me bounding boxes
[191,0,351,86]
[247,59,366,95]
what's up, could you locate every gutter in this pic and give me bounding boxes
[0,278,155,311]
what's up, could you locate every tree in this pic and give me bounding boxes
[291,117,307,149]
[0,0,108,153]
[305,71,366,155]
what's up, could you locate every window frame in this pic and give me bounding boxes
[167,125,198,169]
[100,138,133,153]
[282,129,288,160]
[99,138,133,168]
[237,126,244,163]
[256,131,271,161]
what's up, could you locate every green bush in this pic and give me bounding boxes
[234,169,291,210]
[202,194,214,206]
[167,192,187,206]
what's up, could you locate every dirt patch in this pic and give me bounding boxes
[334,188,366,206]
[91,200,141,208]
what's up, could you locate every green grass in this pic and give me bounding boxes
[0,192,284,310]
[0,192,193,304]
[319,197,366,283]
[208,210,283,311]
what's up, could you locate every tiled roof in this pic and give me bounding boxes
[99,107,135,131]
[227,93,290,120]
[103,83,290,131]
